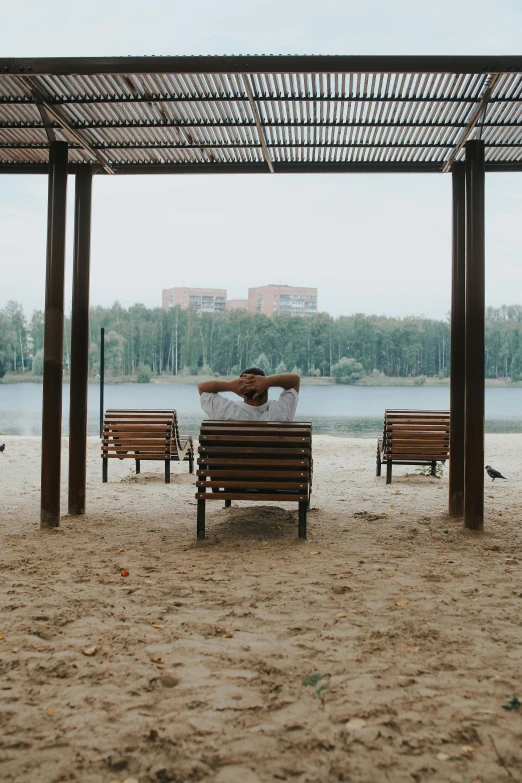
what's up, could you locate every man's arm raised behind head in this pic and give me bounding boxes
[266,372,300,393]
[198,378,242,396]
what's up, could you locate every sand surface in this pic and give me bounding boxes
[1,434,522,783]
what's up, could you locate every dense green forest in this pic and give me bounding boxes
[1,300,522,380]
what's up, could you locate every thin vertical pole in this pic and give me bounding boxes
[68,165,93,516]
[449,162,466,517]
[99,327,105,437]
[464,140,485,531]
[175,308,178,375]
[41,141,68,528]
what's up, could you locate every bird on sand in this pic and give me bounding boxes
[485,465,507,481]
[0,444,5,454]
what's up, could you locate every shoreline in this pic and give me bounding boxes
[1,373,521,387]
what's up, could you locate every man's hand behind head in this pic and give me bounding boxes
[228,377,244,397]
[239,373,269,400]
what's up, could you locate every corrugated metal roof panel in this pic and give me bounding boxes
[0,58,521,172]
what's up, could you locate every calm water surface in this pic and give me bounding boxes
[0,382,521,437]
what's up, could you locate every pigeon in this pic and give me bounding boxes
[485,465,507,481]
[0,444,5,454]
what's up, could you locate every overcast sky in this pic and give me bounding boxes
[1,0,521,319]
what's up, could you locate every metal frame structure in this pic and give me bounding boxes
[1,56,522,175]
[1,55,521,533]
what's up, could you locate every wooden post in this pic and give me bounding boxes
[197,499,206,539]
[298,501,307,539]
[68,165,93,516]
[41,141,68,528]
[464,140,485,531]
[449,162,466,517]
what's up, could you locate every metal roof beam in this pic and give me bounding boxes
[36,104,56,144]
[240,74,274,174]
[2,141,522,151]
[1,54,522,75]
[4,119,522,131]
[14,75,114,174]
[0,94,508,106]
[1,161,522,175]
[443,74,502,173]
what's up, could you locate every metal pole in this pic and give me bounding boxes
[449,162,466,517]
[100,327,105,437]
[41,140,68,528]
[464,140,485,531]
[68,165,93,515]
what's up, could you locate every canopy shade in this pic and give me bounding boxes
[0,55,521,173]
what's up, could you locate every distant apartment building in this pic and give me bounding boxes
[248,285,318,317]
[226,299,249,311]
[162,287,226,314]
[162,285,318,317]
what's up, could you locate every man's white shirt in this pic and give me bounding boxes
[200,388,299,421]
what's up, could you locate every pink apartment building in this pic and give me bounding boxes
[162,287,226,314]
[248,285,318,317]
[162,286,318,316]
[226,299,249,311]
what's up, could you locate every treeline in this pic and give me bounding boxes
[1,300,522,380]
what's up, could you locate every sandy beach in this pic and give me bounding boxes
[1,434,522,783]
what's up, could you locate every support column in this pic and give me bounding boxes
[68,165,93,515]
[41,141,68,528]
[449,163,466,517]
[464,140,485,531]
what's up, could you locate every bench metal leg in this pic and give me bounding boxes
[102,457,108,483]
[135,459,140,474]
[386,460,392,484]
[376,445,382,476]
[298,501,307,539]
[189,454,194,474]
[165,459,170,484]
[197,500,206,539]
[224,499,232,508]
[431,460,437,477]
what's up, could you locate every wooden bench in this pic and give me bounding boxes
[195,420,313,540]
[101,409,194,483]
[376,409,450,484]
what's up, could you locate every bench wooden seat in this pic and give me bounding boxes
[101,409,194,483]
[195,420,313,540]
[376,409,450,484]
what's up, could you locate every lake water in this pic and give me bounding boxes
[1,382,521,437]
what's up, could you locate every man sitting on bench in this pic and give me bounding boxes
[198,368,300,421]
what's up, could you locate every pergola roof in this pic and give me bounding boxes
[0,55,521,174]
